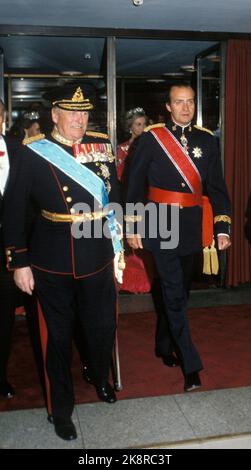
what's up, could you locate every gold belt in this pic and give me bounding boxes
[41,209,106,223]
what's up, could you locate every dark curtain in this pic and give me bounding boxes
[225,40,251,286]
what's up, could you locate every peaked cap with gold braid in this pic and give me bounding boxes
[52,86,93,111]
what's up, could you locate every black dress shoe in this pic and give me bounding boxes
[0,382,15,399]
[96,382,117,404]
[162,354,180,368]
[184,372,201,392]
[53,417,77,441]
[82,365,94,385]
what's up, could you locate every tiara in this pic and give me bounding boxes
[24,111,40,120]
[126,107,145,117]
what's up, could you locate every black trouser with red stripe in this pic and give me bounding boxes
[33,264,117,420]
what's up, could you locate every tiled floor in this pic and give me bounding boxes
[1,387,251,449]
[1,285,251,449]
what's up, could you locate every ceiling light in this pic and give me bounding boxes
[60,71,82,76]
[208,55,220,62]
[132,0,143,5]
[147,79,165,83]
[162,72,184,77]
[180,65,196,72]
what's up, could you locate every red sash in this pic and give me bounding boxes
[150,127,213,248]
[150,127,202,197]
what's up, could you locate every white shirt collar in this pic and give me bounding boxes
[0,135,10,195]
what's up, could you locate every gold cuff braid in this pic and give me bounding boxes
[214,215,231,224]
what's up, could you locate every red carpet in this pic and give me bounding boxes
[1,304,251,411]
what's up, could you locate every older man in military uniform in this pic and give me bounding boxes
[3,85,124,441]
[126,82,231,393]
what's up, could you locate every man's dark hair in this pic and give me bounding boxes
[165,81,195,105]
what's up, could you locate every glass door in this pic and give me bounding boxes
[195,43,228,288]
[195,43,226,143]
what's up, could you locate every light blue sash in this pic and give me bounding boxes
[28,139,122,254]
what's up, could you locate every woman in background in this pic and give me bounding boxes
[117,107,147,181]
[117,107,153,293]
[7,111,41,142]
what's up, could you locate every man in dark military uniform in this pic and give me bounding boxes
[0,99,18,399]
[0,100,47,401]
[3,85,124,441]
[126,82,231,392]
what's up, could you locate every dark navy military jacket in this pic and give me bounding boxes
[126,121,231,255]
[3,132,120,277]
[0,136,20,263]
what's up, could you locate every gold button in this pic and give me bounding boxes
[181,182,185,187]
[66,197,72,203]
[70,207,76,214]
[6,249,11,255]
[62,186,69,192]
[8,256,12,261]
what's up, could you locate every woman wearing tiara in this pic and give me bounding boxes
[117,107,153,293]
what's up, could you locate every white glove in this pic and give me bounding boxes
[114,251,126,284]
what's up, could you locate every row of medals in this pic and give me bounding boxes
[75,143,115,193]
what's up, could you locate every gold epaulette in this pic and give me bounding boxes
[144,123,165,132]
[194,125,214,136]
[86,130,109,139]
[22,133,45,145]
[214,215,231,224]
